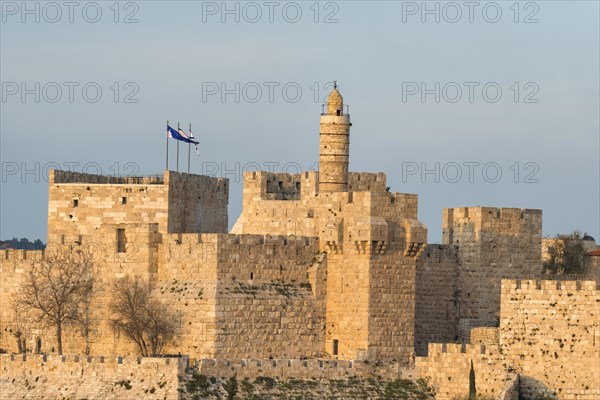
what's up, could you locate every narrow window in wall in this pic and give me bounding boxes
[333,339,339,356]
[121,197,127,205]
[116,229,126,253]
[250,272,254,280]
[73,199,79,207]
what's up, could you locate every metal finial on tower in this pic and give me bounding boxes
[333,81,337,89]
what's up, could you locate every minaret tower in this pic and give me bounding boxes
[319,82,351,192]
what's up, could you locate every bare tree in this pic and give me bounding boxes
[5,300,29,354]
[110,276,177,357]
[77,271,97,356]
[19,250,94,355]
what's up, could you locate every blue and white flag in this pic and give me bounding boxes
[167,125,194,143]
[179,127,200,156]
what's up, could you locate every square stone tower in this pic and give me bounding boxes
[231,86,428,362]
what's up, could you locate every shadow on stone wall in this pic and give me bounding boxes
[519,376,557,400]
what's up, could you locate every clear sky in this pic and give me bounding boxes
[1,1,598,243]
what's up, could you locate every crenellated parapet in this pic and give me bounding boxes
[443,206,543,244]
[0,354,184,400]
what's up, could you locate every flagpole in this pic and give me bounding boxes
[187,123,191,174]
[176,122,180,172]
[166,120,169,171]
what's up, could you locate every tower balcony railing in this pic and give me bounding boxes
[321,105,350,116]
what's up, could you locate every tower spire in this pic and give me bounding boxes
[319,84,350,192]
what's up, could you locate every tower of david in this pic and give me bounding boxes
[0,87,598,400]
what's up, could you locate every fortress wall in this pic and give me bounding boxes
[234,186,350,239]
[157,233,323,360]
[157,233,319,360]
[416,279,600,399]
[369,191,419,221]
[51,170,164,185]
[368,254,418,363]
[241,171,319,202]
[324,251,370,360]
[347,172,387,192]
[0,354,184,400]
[263,172,303,200]
[155,236,220,358]
[214,234,319,283]
[193,358,416,380]
[415,244,459,356]
[322,195,372,360]
[442,207,543,324]
[213,285,323,359]
[155,280,218,359]
[469,327,500,345]
[166,171,228,234]
[2,223,161,357]
[48,171,169,238]
[0,250,41,353]
[211,234,324,359]
[1,232,324,361]
[48,170,228,240]
[158,233,220,282]
[500,279,600,400]
[319,190,425,361]
[415,343,509,400]
[364,191,424,362]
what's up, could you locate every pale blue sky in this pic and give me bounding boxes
[1,1,599,243]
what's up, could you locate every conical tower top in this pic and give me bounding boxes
[327,83,344,116]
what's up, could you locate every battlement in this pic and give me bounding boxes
[443,207,542,229]
[502,279,599,293]
[166,169,228,188]
[347,172,386,192]
[242,171,317,200]
[0,354,184,400]
[425,342,489,355]
[159,233,320,284]
[193,357,414,380]
[50,169,228,189]
[50,169,164,185]
[241,171,389,202]
[48,169,228,236]
[0,248,45,262]
[0,353,186,369]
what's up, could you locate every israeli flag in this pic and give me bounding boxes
[179,127,200,156]
[167,125,193,143]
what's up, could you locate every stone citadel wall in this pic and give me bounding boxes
[415,244,459,356]
[416,279,600,400]
[232,169,426,361]
[442,207,543,327]
[0,231,326,361]
[500,279,600,400]
[47,169,228,242]
[1,84,596,398]
[0,354,184,400]
[415,343,509,400]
